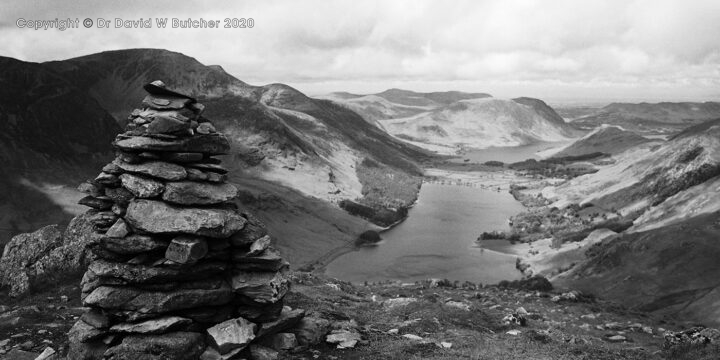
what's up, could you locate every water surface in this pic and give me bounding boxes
[326,183,525,284]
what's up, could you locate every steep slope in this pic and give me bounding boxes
[571,102,720,135]
[379,98,578,154]
[542,121,720,213]
[0,56,121,247]
[551,125,651,158]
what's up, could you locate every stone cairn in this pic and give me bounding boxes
[68,81,305,360]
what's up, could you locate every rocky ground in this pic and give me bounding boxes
[2,272,719,359]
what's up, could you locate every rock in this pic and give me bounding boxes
[256,307,305,338]
[114,134,230,155]
[388,329,399,334]
[95,172,121,186]
[206,317,257,354]
[165,236,209,264]
[104,187,134,205]
[663,327,719,349]
[105,219,130,238]
[110,316,191,334]
[67,340,108,360]
[383,297,417,309]
[187,163,228,174]
[78,196,114,210]
[120,173,165,198]
[249,345,279,360]
[162,181,238,205]
[642,326,654,334]
[401,334,423,341]
[199,346,222,360]
[125,200,246,238]
[292,314,330,346]
[104,332,206,360]
[80,309,110,329]
[444,300,470,311]
[248,235,271,256]
[326,329,361,349]
[229,213,267,247]
[114,159,187,181]
[501,313,527,326]
[0,225,63,296]
[440,341,452,349]
[506,330,521,336]
[87,260,227,284]
[146,113,191,134]
[263,332,298,351]
[83,284,234,314]
[605,334,627,342]
[233,248,288,271]
[196,122,217,134]
[160,152,204,163]
[68,319,106,343]
[178,305,234,325]
[34,346,56,360]
[231,270,290,304]
[236,300,285,323]
[77,181,104,197]
[99,235,169,255]
[102,162,123,174]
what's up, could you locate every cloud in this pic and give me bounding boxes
[0,0,718,100]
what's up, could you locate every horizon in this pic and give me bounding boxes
[3,0,720,103]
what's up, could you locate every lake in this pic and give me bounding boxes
[325,182,525,284]
[450,140,575,164]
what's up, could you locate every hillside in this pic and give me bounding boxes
[0,56,121,247]
[571,102,720,135]
[379,98,578,154]
[551,125,652,158]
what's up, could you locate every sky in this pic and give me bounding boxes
[2,0,719,102]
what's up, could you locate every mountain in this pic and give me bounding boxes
[1,49,434,267]
[550,125,652,158]
[0,56,121,247]
[537,120,720,325]
[316,89,491,125]
[571,102,720,135]
[380,98,578,154]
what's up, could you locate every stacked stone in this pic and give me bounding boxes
[68,81,303,360]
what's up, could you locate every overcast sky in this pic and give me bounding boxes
[2,0,719,102]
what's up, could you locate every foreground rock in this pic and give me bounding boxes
[65,80,305,359]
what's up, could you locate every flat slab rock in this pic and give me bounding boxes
[87,259,227,284]
[231,270,290,304]
[110,316,191,334]
[207,317,258,354]
[114,159,187,181]
[125,199,246,238]
[83,284,234,314]
[162,181,238,205]
[113,134,230,155]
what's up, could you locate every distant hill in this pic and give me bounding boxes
[322,90,579,153]
[571,102,720,135]
[551,125,652,158]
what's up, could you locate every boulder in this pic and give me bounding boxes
[0,225,63,296]
[114,159,187,181]
[104,332,206,360]
[105,219,130,238]
[206,317,257,354]
[113,134,230,155]
[247,235,271,256]
[326,329,361,349]
[68,319,106,343]
[162,181,238,205]
[125,200,246,238]
[120,173,165,198]
[110,316,192,334]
